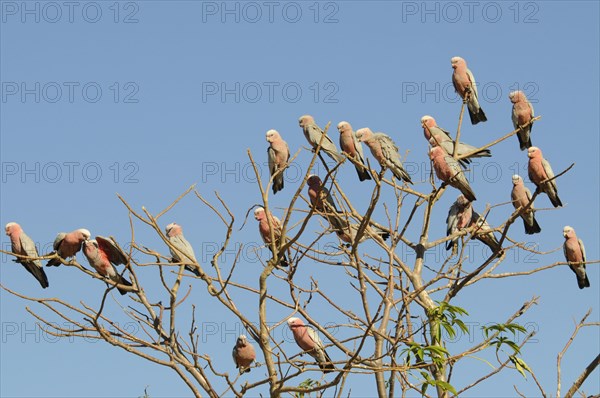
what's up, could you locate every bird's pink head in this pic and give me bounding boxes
[298,115,314,128]
[287,317,304,329]
[337,121,351,134]
[83,239,98,252]
[355,128,373,142]
[512,175,523,185]
[451,56,466,68]
[254,207,266,221]
[456,195,470,206]
[266,129,280,143]
[5,222,20,236]
[563,226,575,239]
[420,115,436,128]
[77,229,91,240]
[527,146,541,159]
[509,90,526,103]
[165,223,182,237]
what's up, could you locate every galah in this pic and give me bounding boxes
[165,223,201,276]
[429,146,476,201]
[527,146,562,207]
[298,115,344,163]
[254,207,289,267]
[82,236,132,295]
[511,175,541,234]
[5,222,49,288]
[470,211,502,254]
[563,226,590,289]
[355,128,413,184]
[266,129,290,194]
[334,222,390,246]
[421,115,491,167]
[307,174,347,235]
[509,91,534,150]
[287,317,334,373]
[451,56,487,125]
[232,334,256,374]
[445,195,473,252]
[337,121,371,181]
[46,228,91,266]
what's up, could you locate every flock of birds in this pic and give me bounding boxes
[4,56,591,375]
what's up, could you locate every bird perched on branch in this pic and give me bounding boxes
[82,236,132,295]
[232,335,256,374]
[562,226,590,289]
[5,222,49,288]
[429,146,476,201]
[527,146,563,208]
[166,223,201,276]
[355,127,413,184]
[299,115,344,163]
[287,317,334,373]
[511,175,541,235]
[47,228,91,267]
[421,115,491,167]
[337,121,371,181]
[509,90,535,150]
[266,129,290,194]
[445,195,474,252]
[451,56,487,125]
[254,207,289,267]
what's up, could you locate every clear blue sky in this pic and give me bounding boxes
[1,1,598,397]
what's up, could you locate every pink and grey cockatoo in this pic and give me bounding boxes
[165,223,201,276]
[509,90,535,150]
[470,211,502,254]
[299,115,344,163]
[451,56,487,125]
[266,129,290,194]
[527,146,563,208]
[287,317,334,373]
[355,128,413,184]
[511,175,541,235]
[445,195,473,252]
[232,334,256,374]
[82,236,132,295]
[563,226,590,289]
[254,207,289,267]
[429,146,476,201]
[46,228,91,267]
[307,174,348,234]
[5,222,49,288]
[337,121,371,181]
[421,115,491,167]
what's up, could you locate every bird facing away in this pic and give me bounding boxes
[337,121,371,181]
[470,211,502,254]
[287,317,334,373]
[445,195,473,252]
[451,56,487,125]
[232,334,256,374]
[165,223,201,276]
[509,90,535,150]
[511,175,541,235]
[5,222,49,288]
[82,237,132,295]
[421,115,491,167]
[46,228,91,267]
[527,146,563,208]
[254,207,289,267]
[563,226,590,289]
[299,115,344,163]
[355,127,413,184]
[429,146,476,201]
[266,129,290,194]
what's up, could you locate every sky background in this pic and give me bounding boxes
[1,1,599,397]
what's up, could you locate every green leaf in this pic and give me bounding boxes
[509,355,532,379]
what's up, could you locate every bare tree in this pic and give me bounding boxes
[2,100,598,398]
